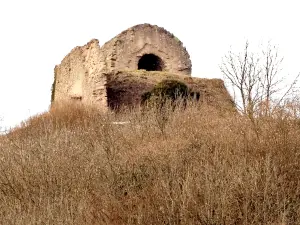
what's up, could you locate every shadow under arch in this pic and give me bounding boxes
[138,54,164,71]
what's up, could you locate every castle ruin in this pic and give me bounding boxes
[52,24,234,111]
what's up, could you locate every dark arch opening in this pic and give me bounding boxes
[138,54,164,71]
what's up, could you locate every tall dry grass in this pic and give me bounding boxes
[0,101,299,224]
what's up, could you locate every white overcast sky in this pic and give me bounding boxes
[0,0,300,130]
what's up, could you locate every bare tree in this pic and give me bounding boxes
[220,41,297,118]
[220,41,261,118]
[259,42,284,116]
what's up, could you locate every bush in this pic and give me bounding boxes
[141,79,198,107]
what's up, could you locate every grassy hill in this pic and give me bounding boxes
[0,102,300,224]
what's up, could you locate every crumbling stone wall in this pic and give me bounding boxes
[99,24,192,75]
[52,39,107,111]
[52,24,193,109]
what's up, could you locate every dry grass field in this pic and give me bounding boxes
[0,101,299,224]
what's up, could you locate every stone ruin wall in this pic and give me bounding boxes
[100,24,192,75]
[52,24,193,109]
[53,39,107,111]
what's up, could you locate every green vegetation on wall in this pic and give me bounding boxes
[51,68,57,103]
[141,79,200,106]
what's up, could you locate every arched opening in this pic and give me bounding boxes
[138,54,164,71]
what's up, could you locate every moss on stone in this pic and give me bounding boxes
[141,79,189,105]
[51,67,57,103]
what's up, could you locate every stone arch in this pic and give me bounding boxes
[138,54,165,71]
[99,23,192,75]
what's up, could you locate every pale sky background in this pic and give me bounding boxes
[0,0,300,131]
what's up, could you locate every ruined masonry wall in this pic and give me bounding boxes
[53,39,107,111]
[100,24,192,75]
[52,24,193,109]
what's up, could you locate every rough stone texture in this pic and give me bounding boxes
[52,24,233,112]
[99,24,192,75]
[52,39,107,111]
